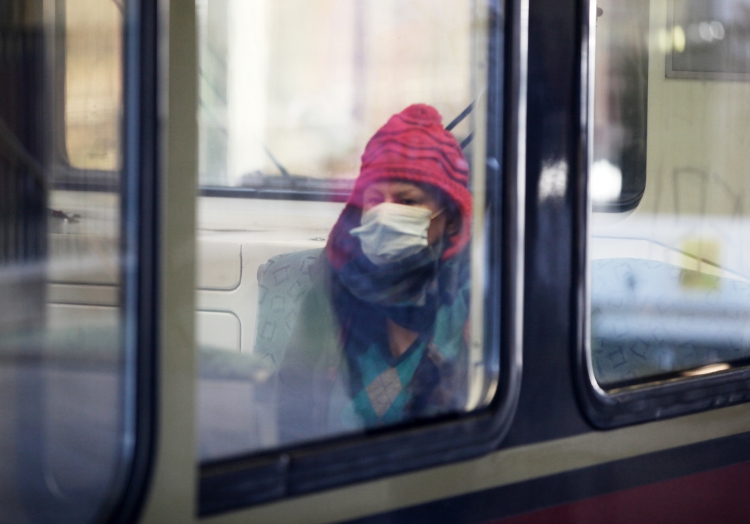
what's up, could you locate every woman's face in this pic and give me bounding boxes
[361,180,448,246]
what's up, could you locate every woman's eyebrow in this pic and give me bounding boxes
[393,188,424,199]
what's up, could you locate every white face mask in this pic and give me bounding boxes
[350,202,442,266]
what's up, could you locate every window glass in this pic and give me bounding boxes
[196,0,494,460]
[0,0,131,522]
[590,0,750,387]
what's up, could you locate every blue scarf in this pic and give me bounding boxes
[336,245,443,331]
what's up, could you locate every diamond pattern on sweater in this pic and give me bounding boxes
[365,367,402,418]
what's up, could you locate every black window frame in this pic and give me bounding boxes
[575,0,750,430]
[106,0,160,520]
[197,0,527,515]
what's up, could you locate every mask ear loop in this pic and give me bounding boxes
[430,208,445,220]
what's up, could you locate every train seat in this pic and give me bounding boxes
[200,247,326,458]
[252,248,325,370]
[591,257,750,385]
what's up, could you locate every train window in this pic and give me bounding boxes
[1,0,153,521]
[196,0,522,512]
[584,0,750,425]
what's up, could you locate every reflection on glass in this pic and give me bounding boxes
[65,0,122,169]
[668,0,750,78]
[590,0,750,387]
[196,0,493,460]
[0,1,128,522]
[591,0,648,212]
[197,0,474,187]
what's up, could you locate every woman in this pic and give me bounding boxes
[276,104,473,444]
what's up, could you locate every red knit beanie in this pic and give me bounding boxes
[326,104,472,269]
